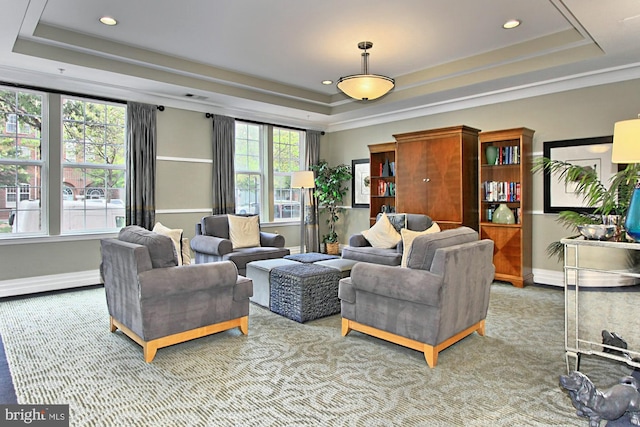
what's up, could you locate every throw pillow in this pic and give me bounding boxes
[181,237,191,265]
[228,215,261,249]
[376,213,407,232]
[153,222,184,266]
[400,222,441,268]
[362,212,402,249]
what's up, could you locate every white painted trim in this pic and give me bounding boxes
[156,208,212,214]
[532,268,564,287]
[0,270,102,298]
[157,156,213,164]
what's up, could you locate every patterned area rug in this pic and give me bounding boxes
[0,283,635,426]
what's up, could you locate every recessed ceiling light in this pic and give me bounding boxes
[503,19,521,29]
[99,16,117,26]
[322,80,333,85]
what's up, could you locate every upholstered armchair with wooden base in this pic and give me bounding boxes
[101,226,252,362]
[338,227,495,367]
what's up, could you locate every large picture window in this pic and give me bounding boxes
[62,97,126,232]
[0,85,128,238]
[0,88,44,235]
[234,121,304,222]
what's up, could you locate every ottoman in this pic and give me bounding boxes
[270,263,341,322]
[245,259,300,308]
[314,258,359,278]
[284,252,339,263]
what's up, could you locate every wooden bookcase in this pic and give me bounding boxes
[368,142,396,226]
[478,127,534,288]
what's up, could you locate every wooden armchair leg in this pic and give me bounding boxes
[341,318,352,337]
[109,316,117,333]
[424,345,438,368]
[239,316,249,335]
[143,343,158,363]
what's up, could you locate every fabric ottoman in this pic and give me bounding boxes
[314,258,359,278]
[270,263,341,322]
[245,259,300,308]
[284,252,339,263]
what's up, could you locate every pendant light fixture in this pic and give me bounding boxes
[337,41,395,101]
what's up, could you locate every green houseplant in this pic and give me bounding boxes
[310,160,352,254]
[532,157,640,259]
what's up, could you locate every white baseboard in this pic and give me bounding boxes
[532,268,564,287]
[0,270,102,298]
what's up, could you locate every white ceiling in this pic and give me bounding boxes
[2,0,640,131]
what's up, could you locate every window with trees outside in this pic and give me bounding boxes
[0,86,127,238]
[0,89,44,235]
[62,97,126,233]
[234,121,304,222]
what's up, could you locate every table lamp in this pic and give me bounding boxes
[612,115,640,240]
[291,171,316,253]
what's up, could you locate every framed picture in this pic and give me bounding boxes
[543,136,616,213]
[352,159,370,208]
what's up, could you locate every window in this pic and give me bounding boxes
[0,89,44,235]
[234,122,304,222]
[0,86,128,238]
[62,97,126,233]
[273,127,302,221]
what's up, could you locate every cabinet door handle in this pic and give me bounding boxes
[423,178,430,182]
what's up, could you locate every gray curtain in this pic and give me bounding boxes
[211,114,236,214]
[305,130,321,252]
[125,102,157,230]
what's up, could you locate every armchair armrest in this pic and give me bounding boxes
[138,260,240,299]
[260,231,285,248]
[348,233,370,247]
[349,262,443,307]
[190,234,233,256]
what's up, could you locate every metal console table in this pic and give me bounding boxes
[562,237,640,373]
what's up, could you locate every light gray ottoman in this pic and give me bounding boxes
[245,259,300,308]
[314,258,359,278]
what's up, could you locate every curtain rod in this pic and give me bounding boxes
[0,81,164,111]
[205,112,324,135]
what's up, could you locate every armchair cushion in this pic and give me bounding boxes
[118,225,178,268]
[361,212,401,249]
[228,214,261,249]
[400,222,441,267]
[406,226,478,271]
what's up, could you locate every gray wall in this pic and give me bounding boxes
[320,78,640,274]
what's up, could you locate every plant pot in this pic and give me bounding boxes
[326,242,340,255]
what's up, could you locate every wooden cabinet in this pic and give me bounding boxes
[478,127,534,288]
[368,142,396,226]
[393,125,480,231]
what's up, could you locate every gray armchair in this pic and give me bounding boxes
[342,213,433,266]
[190,215,290,275]
[101,226,253,362]
[339,227,495,367]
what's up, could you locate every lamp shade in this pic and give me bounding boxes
[612,118,640,163]
[291,171,315,189]
[337,75,395,101]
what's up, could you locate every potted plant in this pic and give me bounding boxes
[532,158,640,260]
[310,160,352,255]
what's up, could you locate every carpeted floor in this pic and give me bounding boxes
[0,283,636,426]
